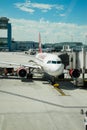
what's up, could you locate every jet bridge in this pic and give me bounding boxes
[58,46,87,87]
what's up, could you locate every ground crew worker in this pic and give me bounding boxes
[81,109,84,114]
[84,111,87,130]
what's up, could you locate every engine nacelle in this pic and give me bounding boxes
[69,69,80,78]
[17,67,27,78]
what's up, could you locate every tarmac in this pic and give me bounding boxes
[0,52,87,130]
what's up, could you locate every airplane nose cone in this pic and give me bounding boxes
[51,64,64,76]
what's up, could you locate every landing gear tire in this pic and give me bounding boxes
[27,73,33,79]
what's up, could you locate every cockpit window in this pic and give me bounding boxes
[57,61,62,64]
[47,60,52,64]
[47,60,62,64]
[52,61,56,64]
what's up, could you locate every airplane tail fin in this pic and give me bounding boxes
[38,32,42,53]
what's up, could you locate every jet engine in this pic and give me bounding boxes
[17,67,27,78]
[69,69,80,78]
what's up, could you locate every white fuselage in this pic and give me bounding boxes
[35,53,64,77]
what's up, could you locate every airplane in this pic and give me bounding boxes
[0,33,64,84]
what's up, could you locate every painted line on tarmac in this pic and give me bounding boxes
[0,89,87,108]
[53,83,69,96]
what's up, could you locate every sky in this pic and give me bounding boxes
[0,0,87,44]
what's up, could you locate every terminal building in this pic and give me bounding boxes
[11,40,38,51]
[11,41,84,52]
[53,42,84,52]
[43,42,84,52]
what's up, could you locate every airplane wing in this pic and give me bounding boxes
[0,61,43,78]
[0,61,41,69]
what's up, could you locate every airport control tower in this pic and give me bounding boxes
[0,17,12,51]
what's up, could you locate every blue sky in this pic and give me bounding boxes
[0,0,87,43]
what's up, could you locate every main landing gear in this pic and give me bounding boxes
[26,68,34,79]
[27,73,33,79]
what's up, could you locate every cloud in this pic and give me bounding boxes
[62,0,78,20]
[10,18,87,44]
[14,2,34,13]
[14,1,64,14]
[59,13,66,17]
[31,3,52,10]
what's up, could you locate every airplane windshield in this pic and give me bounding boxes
[52,61,56,64]
[47,60,62,64]
[57,61,62,64]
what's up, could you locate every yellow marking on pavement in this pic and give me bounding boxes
[53,83,67,96]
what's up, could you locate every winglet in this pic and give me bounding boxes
[38,32,42,53]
